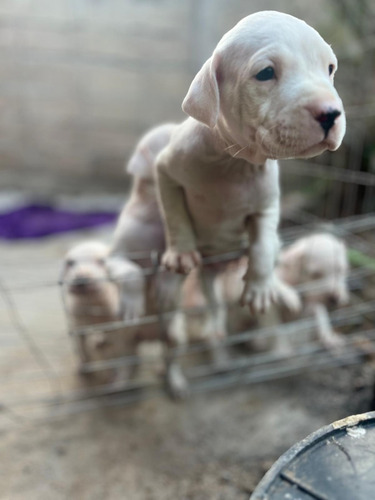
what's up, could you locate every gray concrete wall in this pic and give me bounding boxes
[0,0,339,195]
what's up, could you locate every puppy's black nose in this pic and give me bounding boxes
[71,277,91,291]
[327,294,339,308]
[316,109,341,135]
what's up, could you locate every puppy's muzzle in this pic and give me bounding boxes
[327,290,348,308]
[69,277,94,294]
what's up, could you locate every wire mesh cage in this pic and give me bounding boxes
[1,181,375,425]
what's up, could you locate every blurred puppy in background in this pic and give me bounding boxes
[109,123,192,397]
[112,123,176,261]
[278,232,349,349]
[61,240,142,384]
[219,232,350,352]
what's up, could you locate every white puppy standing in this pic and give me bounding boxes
[156,12,346,348]
[61,241,140,384]
[109,124,192,395]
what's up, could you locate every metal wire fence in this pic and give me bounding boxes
[1,205,375,424]
[1,1,375,424]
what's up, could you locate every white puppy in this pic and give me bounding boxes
[219,233,350,350]
[61,241,139,384]
[277,233,349,348]
[156,11,345,341]
[110,124,191,396]
[222,233,349,353]
[112,123,176,259]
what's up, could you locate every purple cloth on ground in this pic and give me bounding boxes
[0,204,118,239]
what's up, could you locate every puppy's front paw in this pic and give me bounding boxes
[241,278,277,314]
[162,248,202,274]
[320,329,346,351]
[274,278,301,314]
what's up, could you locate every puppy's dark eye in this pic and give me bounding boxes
[328,64,335,76]
[255,67,275,81]
[96,259,105,266]
[66,259,74,268]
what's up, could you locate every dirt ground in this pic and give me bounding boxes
[0,227,374,500]
[1,367,373,500]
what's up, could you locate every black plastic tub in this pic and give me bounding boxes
[250,411,375,499]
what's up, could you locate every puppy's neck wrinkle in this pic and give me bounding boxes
[213,121,267,166]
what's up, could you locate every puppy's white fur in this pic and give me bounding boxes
[110,124,190,397]
[219,233,350,350]
[156,11,345,319]
[113,124,176,259]
[62,241,134,384]
[155,11,344,366]
[278,232,349,348]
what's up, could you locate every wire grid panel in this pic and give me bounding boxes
[0,205,375,423]
[2,0,375,419]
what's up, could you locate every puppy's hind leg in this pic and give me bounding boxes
[72,329,96,381]
[164,312,190,399]
[157,273,190,399]
[199,268,230,368]
[112,331,140,384]
[308,303,345,350]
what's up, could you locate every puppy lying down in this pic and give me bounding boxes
[156,11,345,348]
[61,240,141,384]
[219,233,350,352]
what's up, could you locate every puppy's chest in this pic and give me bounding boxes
[68,293,119,324]
[184,167,275,217]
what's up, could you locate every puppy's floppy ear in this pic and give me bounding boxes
[182,53,220,128]
[278,239,307,286]
[59,257,72,284]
